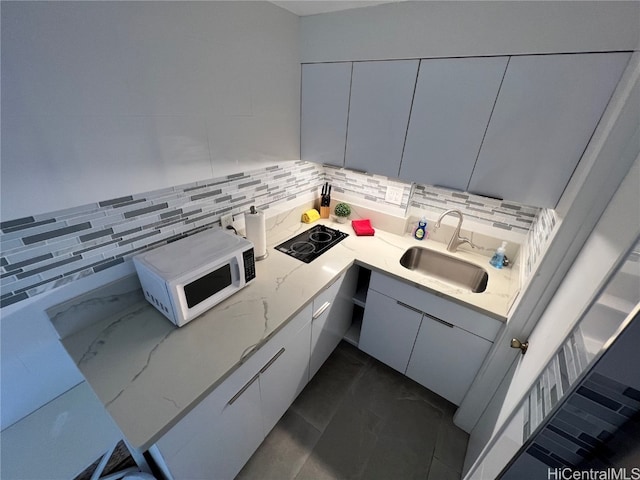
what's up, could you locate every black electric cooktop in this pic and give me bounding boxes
[275,225,348,263]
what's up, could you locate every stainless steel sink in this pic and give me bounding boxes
[400,247,488,293]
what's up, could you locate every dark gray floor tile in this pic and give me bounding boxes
[296,396,384,480]
[401,374,458,418]
[361,397,442,479]
[434,418,470,473]
[291,347,367,432]
[427,457,463,480]
[236,410,321,480]
[346,359,411,420]
[336,340,371,365]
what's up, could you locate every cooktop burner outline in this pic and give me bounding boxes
[309,231,332,243]
[291,241,316,254]
[275,225,348,263]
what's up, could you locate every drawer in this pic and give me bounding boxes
[369,271,502,341]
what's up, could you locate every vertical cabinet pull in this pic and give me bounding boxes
[313,301,331,319]
[260,348,286,374]
[228,373,260,405]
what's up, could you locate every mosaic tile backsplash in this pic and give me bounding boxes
[324,165,541,233]
[2,162,550,309]
[523,208,559,281]
[0,161,324,308]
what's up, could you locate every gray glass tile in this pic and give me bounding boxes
[160,209,183,220]
[123,203,168,219]
[74,239,120,256]
[239,180,261,189]
[191,189,222,201]
[99,196,134,207]
[2,218,56,234]
[93,257,125,273]
[4,253,54,271]
[118,231,160,247]
[79,228,114,242]
[1,217,36,230]
[623,387,640,402]
[0,292,28,308]
[492,222,513,231]
[16,256,83,279]
[22,222,91,245]
[112,227,142,238]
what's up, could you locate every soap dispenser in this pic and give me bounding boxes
[490,241,507,269]
[414,217,428,240]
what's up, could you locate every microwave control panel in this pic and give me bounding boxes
[243,248,256,282]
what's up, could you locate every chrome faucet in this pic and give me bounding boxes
[434,209,478,253]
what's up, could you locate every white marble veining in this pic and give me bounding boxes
[56,205,515,451]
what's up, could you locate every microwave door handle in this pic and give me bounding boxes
[234,261,241,283]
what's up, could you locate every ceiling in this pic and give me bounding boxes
[270,1,404,17]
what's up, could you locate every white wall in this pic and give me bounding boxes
[300,1,639,63]
[1,1,300,220]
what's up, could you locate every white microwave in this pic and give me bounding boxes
[133,229,256,327]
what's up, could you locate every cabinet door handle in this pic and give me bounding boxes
[260,348,286,374]
[396,301,423,314]
[228,373,260,406]
[312,301,331,319]
[423,312,454,328]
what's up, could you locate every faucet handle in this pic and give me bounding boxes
[459,236,478,249]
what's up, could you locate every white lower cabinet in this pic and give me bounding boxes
[359,271,503,406]
[406,314,493,405]
[260,317,311,435]
[153,303,312,480]
[310,268,357,379]
[153,359,263,480]
[359,290,422,374]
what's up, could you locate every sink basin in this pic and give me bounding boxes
[399,247,488,293]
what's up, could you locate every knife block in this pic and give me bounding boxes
[320,206,330,219]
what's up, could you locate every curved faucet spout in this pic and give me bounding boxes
[435,209,477,253]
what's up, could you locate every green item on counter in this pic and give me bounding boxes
[334,203,351,217]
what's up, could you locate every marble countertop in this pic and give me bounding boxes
[57,208,515,450]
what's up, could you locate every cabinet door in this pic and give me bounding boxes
[156,371,263,480]
[260,305,312,435]
[399,57,508,190]
[359,290,423,374]
[406,313,492,406]
[469,52,630,207]
[310,269,357,379]
[301,62,352,167]
[345,60,419,177]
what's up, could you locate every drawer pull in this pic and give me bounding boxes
[228,373,260,405]
[396,301,423,314]
[260,348,286,374]
[423,313,454,328]
[313,301,331,319]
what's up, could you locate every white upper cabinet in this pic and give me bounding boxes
[301,62,352,167]
[345,60,419,177]
[468,52,631,207]
[399,57,508,190]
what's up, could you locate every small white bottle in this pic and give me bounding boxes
[490,241,507,269]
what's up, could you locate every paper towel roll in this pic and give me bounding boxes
[245,209,267,260]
